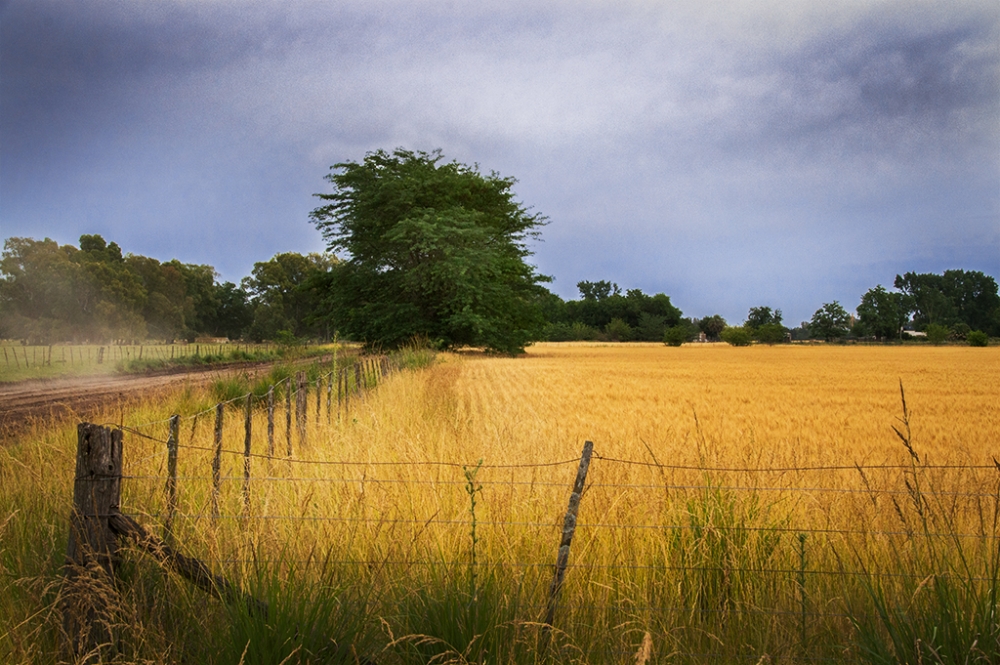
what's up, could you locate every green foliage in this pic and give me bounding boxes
[967,330,989,346]
[755,322,788,344]
[810,301,851,341]
[558,282,683,339]
[895,269,1000,336]
[310,148,549,354]
[746,305,782,330]
[0,235,254,343]
[604,317,633,341]
[857,285,908,341]
[242,252,335,342]
[924,323,950,345]
[720,326,753,346]
[662,324,690,346]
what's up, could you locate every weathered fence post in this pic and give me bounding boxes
[63,423,123,661]
[242,393,252,517]
[212,403,223,518]
[164,415,180,544]
[541,440,594,652]
[354,362,362,399]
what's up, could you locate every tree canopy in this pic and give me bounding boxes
[310,148,550,354]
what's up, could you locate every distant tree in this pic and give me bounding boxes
[809,301,851,341]
[720,326,753,346]
[635,312,667,342]
[856,285,908,341]
[893,270,1000,336]
[698,314,727,341]
[746,306,782,330]
[243,252,334,342]
[577,280,620,301]
[310,148,550,353]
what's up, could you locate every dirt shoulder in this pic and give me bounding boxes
[0,359,311,433]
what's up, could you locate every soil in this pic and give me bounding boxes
[0,360,307,434]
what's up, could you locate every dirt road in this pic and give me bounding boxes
[0,360,296,432]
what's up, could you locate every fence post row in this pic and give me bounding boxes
[542,439,595,651]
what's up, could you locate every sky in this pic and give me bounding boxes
[2,0,998,326]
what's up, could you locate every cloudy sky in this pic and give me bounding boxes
[2,0,998,325]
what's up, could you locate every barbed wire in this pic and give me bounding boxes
[141,510,998,540]
[118,472,1000,499]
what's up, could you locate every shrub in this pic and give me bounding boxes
[604,318,633,342]
[754,322,788,345]
[967,330,989,347]
[924,323,949,345]
[720,326,753,346]
[663,325,690,347]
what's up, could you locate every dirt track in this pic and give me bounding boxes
[0,361,289,432]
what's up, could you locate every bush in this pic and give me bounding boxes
[604,318,633,342]
[754,323,788,345]
[663,325,690,347]
[967,330,989,347]
[720,326,753,346]
[924,323,949,345]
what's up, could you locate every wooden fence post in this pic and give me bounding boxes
[164,415,180,544]
[242,394,252,517]
[212,404,223,518]
[541,440,594,651]
[63,423,123,661]
[296,372,307,449]
[354,362,362,399]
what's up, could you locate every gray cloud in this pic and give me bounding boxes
[2,0,997,324]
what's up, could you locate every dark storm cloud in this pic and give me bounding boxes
[2,1,997,324]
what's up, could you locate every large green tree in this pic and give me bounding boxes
[310,148,550,353]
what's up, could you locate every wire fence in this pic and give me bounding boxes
[85,354,1000,663]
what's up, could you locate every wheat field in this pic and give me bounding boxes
[3,342,998,664]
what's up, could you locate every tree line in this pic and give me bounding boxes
[3,149,997,350]
[0,235,333,344]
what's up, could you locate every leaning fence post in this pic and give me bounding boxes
[63,423,123,660]
[212,403,223,518]
[164,414,180,544]
[541,440,594,651]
